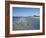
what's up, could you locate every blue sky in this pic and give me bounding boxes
[12,7,40,16]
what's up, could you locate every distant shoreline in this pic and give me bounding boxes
[32,17,40,18]
[13,16,40,17]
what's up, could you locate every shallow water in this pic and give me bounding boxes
[12,17,40,30]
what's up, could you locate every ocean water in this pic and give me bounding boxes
[12,17,40,30]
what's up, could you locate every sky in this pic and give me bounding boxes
[12,7,40,17]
